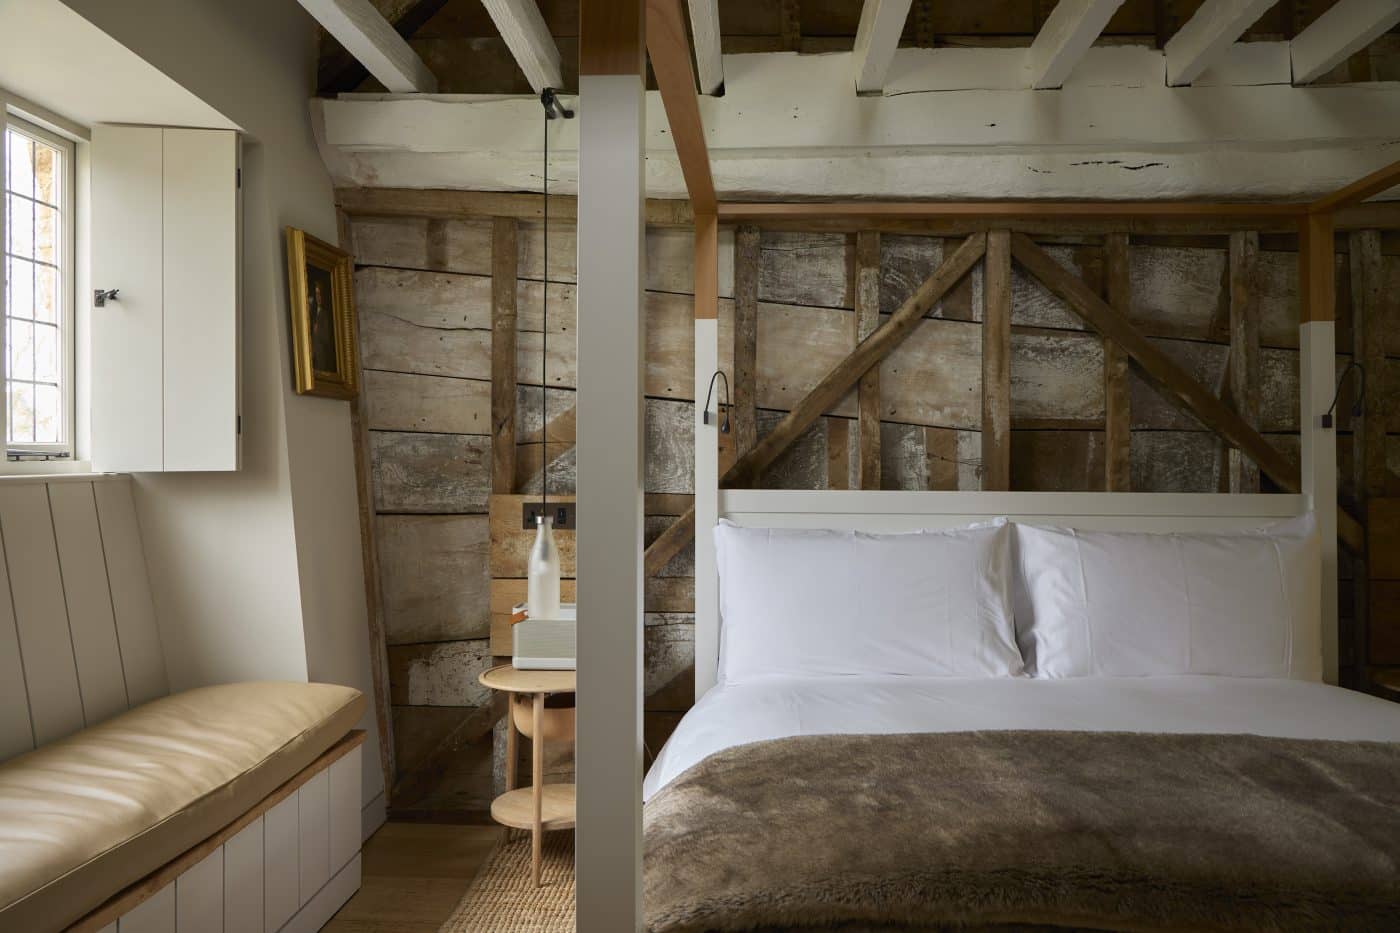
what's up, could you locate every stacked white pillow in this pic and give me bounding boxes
[715,519,1024,683]
[1011,515,1321,681]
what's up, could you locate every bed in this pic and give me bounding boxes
[641,490,1400,932]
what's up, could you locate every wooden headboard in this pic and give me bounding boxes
[0,475,165,762]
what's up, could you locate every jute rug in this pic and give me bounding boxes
[440,830,575,932]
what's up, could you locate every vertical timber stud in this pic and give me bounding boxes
[1351,229,1384,688]
[1103,233,1131,491]
[1228,231,1261,494]
[733,226,760,465]
[575,0,646,927]
[981,230,1012,491]
[1299,211,1340,685]
[492,217,518,494]
[694,213,720,703]
[855,232,882,489]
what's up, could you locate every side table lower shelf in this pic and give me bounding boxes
[490,784,577,831]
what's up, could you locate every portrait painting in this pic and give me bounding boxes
[286,227,359,399]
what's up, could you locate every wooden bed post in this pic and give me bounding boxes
[694,215,720,702]
[1299,211,1340,685]
[575,0,646,927]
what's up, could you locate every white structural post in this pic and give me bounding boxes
[575,1,646,929]
[1299,214,1340,685]
[694,214,720,701]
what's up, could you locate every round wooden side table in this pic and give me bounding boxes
[479,664,576,887]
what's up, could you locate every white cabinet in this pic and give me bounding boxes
[91,125,240,472]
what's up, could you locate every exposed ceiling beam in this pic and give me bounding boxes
[1164,0,1276,86]
[481,0,564,94]
[1027,0,1128,89]
[687,0,724,94]
[852,0,915,94]
[318,0,449,94]
[1291,0,1400,84]
[646,0,717,212]
[297,0,437,93]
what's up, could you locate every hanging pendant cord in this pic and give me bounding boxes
[542,94,549,513]
[537,89,573,515]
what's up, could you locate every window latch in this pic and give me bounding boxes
[94,288,120,308]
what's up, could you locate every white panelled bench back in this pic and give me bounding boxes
[0,474,166,758]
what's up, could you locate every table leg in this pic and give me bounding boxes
[505,699,517,792]
[532,691,544,887]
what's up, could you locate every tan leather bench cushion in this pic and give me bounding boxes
[0,681,364,932]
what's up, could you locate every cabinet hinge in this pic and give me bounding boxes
[236,168,241,188]
[236,415,242,434]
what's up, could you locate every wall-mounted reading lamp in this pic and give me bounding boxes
[1322,360,1365,429]
[704,371,731,434]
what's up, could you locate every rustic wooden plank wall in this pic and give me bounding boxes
[349,211,1400,818]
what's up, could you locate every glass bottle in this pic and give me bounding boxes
[527,514,561,620]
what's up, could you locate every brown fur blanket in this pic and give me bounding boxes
[643,731,1400,932]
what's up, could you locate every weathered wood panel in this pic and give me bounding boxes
[378,515,491,644]
[645,515,696,578]
[647,398,694,493]
[359,300,492,379]
[388,638,494,707]
[492,217,518,494]
[356,266,492,330]
[1012,430,1106,491]
[351,216,494,275]
[363,370,491,434]
[1131,432,1224,493]
[515,222,736,297]
[759,231,852,309]
[879,235,981,321]
[645,617,695,712]
[646,575,695,613]
[489,494,577,578]
[1104,233,1131,491]
[1229,231,1262,493]
[371,432,492,513]
[758,408,829,489]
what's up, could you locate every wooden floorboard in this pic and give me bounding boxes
[325,822,505,932]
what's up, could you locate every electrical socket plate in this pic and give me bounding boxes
[522,501,577,530]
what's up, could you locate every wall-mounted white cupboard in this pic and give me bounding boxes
[91,125,240,472]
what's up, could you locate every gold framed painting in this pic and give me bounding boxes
[286,227,359,399]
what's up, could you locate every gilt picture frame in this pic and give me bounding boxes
[286,227,359,399]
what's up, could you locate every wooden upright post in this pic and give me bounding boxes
[981,230,1011,490]
[1103,233,1131,492]
[492,217,518,494]
[855,231,882,489]
[1227,231,1260,494]
[1299,211,1340,685]
[575,0,646,926]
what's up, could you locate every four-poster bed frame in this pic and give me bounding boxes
[570,0,1400,926]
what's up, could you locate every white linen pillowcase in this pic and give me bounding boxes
[1011,514,1321,681]
[715,519,1024,683]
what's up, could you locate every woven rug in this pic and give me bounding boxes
[440,829,575,932]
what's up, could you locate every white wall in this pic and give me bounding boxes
[58,0,385,816]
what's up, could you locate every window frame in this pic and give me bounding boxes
[2,113,76,461]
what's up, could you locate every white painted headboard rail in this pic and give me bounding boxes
[0,474,166,762]
[693,489,1312,700]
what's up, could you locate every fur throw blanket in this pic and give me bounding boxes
[643,731,1400,932]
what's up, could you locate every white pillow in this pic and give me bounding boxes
[1011,515,1321,680]
[715,519,1024,683]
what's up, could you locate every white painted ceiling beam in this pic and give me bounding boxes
[314,49,1400,201]
[1291,0,1400,84]
[295,0,437,93]
[687,0,724,94]
[852,0,916,94]
[480,0,564,94]
[1027,0,1129,89]
[1164,0,1277,86]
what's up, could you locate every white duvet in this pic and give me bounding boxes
[643,674,1400,800]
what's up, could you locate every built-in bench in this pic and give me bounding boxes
[0,476,367,932]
